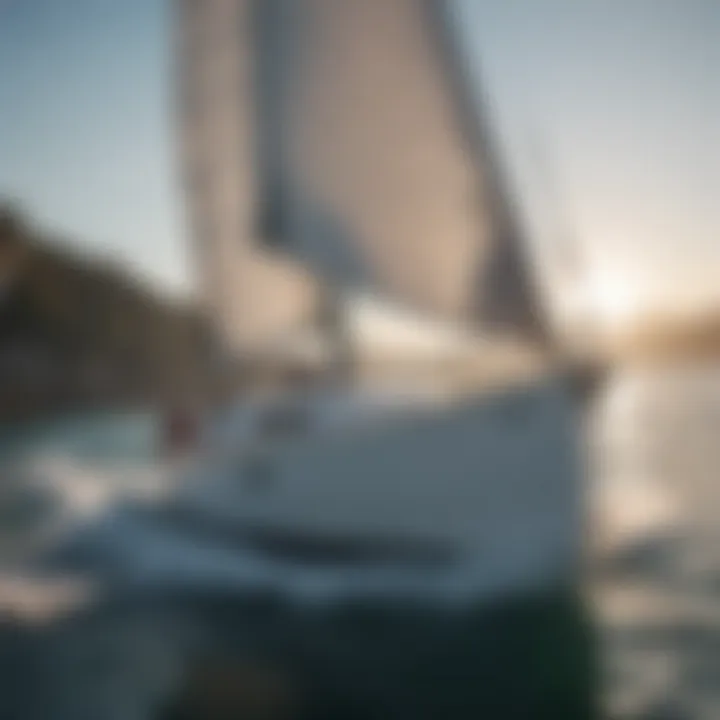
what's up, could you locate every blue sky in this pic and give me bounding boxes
[1,0,719,324]
[0,0,183,290]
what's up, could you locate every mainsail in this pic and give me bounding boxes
[177,0,547,358]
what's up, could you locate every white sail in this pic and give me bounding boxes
[177,0,547,358]
[176,0,319,355]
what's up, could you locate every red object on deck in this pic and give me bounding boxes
[163,408,199,456]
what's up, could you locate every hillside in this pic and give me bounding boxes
[605,311,720,365]
[0,203,214,422]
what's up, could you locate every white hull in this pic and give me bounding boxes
[176,374,580,604]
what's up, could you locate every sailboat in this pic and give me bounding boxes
[171,0,581,604]
[0,2,592,718]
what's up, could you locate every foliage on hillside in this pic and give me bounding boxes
[0,202,214,421]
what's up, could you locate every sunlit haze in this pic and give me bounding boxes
[1,0,719,331]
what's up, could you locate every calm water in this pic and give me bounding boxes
[592,363,720,719]
[0,410,160,467]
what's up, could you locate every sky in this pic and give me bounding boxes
[457,0,720,326]
[0,0,719,327]
[0,0,184,291]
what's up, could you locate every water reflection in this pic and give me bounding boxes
[595,362,720,719]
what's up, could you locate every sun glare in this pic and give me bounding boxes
[589,269,639,329]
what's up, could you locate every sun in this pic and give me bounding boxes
[588,268,639,329]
